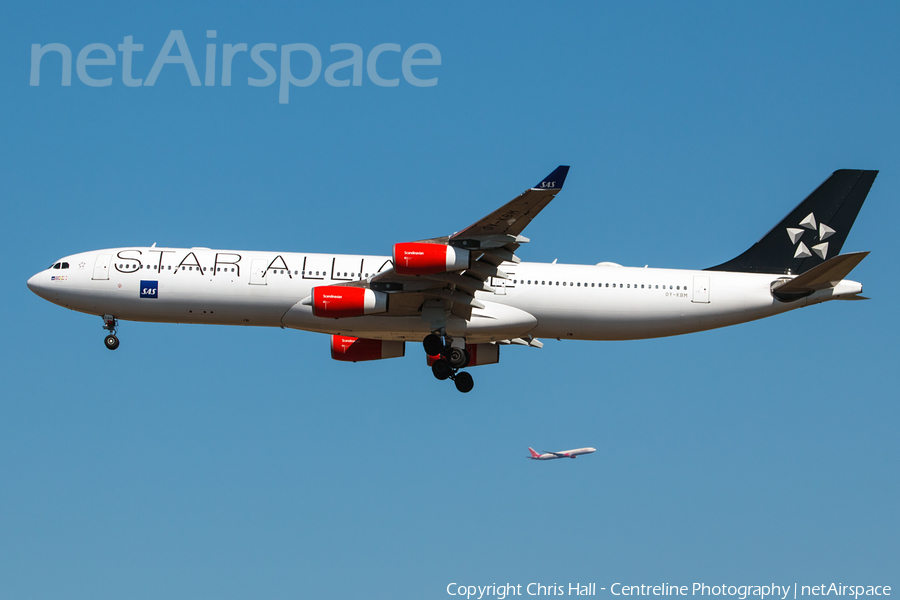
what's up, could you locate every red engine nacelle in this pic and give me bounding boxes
[426,343,499,367]
[312,286,387,318]
[392,242,470,275]
[331,336,405,362]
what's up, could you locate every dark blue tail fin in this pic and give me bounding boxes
[706,170,877,275]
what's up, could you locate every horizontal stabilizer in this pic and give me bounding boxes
[771,251,868,300]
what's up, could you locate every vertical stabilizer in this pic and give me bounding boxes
[707,170,877,275]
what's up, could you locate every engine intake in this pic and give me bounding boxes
[393,242,470,275]
[331,336,405,362]
[312,286,387,318]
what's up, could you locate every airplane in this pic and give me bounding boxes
[27,166,877,394]
[528,447,596,460]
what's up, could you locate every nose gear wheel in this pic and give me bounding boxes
[102,315,119,350]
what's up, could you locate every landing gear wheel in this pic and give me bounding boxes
[448,347,470,369]
[104,335,119,350]
[423,334,444,356]
[454,371,474,393]
[432,359,452,380]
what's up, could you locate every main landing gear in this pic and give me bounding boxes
[424,332,474,393]
[102,315,119,350]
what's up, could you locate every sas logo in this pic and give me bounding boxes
[140,280,158,299]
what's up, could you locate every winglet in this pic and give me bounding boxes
[533,166,570,191]
[528,447,541,459]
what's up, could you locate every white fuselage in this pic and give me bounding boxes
[27,246,863,343]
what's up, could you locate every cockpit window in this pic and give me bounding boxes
[52,262,61,269]
[61,262,69,269]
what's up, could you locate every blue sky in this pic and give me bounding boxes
[2,2,898,599]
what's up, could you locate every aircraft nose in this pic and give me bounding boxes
[27,271,45,296]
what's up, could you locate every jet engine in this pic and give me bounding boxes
[331,335,405,362]
[392,242,470,275]
[311,286,387,318]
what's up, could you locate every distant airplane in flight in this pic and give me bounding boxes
[27,167,877,394]
[528,447,596,460]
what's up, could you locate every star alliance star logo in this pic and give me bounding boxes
[786,212,835,260]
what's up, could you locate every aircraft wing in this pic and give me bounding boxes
[449,165,570,241]
[364,166,570,322]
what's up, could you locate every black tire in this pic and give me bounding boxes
[448,347,470,369]
[105,335,119,350]
[423,334,444,356]
[454,371,474,393]
[431,358,452,380]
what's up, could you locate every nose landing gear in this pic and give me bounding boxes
[102,315,119,350]
[423,332,474,393]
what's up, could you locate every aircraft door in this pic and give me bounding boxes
[692,275,710,303]
[250,258,268,285]
[92,254,111,280]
